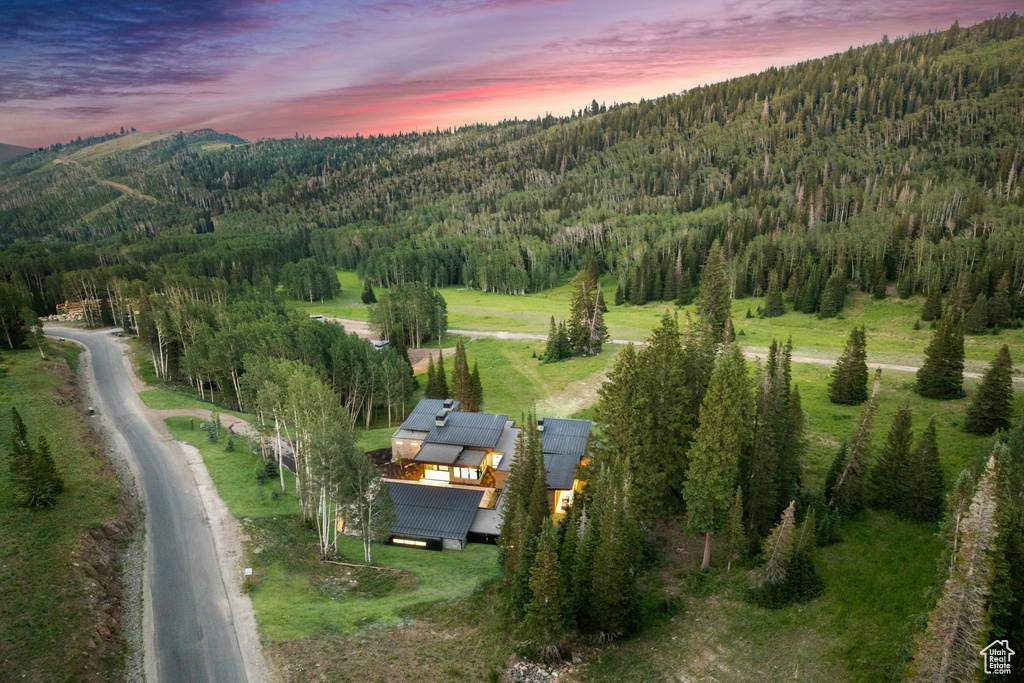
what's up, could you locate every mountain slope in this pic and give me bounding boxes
[0,143,33,163]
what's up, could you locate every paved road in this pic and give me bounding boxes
[52,328,248,682]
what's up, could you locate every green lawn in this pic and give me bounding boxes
[140,388,252,420]
[282,271,1024,372]
[165,415,499,641]
[0,346,127,680]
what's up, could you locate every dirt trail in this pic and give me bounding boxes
[53,157,158,202]
[328,316,1023,383]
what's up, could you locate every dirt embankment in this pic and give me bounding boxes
[48,356,144,681]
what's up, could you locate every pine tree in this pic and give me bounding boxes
[872,269,887,300]
[787,509,824,603]
[964,292,989,334]
[360,277,377,304]
[819,267,847,318]
[964,344,1014,435]
[908,454,1001,682]
[905,417,944,522]
[544,316,561,362]
[870,405,914,510]
[939,469,975,577]
[424,356,440,398]
[6,408,63,508]
[830,370,882,518]
[724,487,746,572]
[746,366,779,540]
[988,274,1013,327]
[916,316,965,399]
[451,339,471,406]
[776,384,806,516]
[556,321,571,360]
[696,240,731,344]
[435,348,449,398]
[748,501,796,606]
[828,326,868,404]
[466,362,484,413]
[522,517,565,654]
[921,281,943,321]
[558,502,583,625]
[684,342,752,569]
[761,270,785,317]
[675,268,692,307]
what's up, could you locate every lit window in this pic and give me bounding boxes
[393,538,427,547]
[396,441,403,445]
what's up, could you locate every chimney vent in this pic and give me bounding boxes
[537,417,545,432]
[435,411,449,427]
[442,398,455,412]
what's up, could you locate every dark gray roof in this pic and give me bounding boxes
[399,399,460,432]
[388,482,483,541]
[423,411,508,449]
[541,418,592,458]
[544,454,580,491]
[412,443,464,465]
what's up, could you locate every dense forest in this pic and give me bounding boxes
[2,16,1024,325]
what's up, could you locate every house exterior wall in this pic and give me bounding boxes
[494,470,509,490]
[391,434,426,461]
[442,537,465,551]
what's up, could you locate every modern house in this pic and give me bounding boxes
[386,399,592,549]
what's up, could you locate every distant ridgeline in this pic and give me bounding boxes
[1,15,1024,317]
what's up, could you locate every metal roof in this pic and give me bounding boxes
[423,411,508,449]
[398,399,461,432]
[544,454,580,491]
[541,418,592,458]
[388,482,483,541]
[412,443,464,465]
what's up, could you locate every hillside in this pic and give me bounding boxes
[1,16,1022,323]
[0,143,33,163]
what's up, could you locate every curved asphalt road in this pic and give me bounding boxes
[52,328,248,682]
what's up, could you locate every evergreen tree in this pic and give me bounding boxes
[748,501,796,607]
[988,274,1013,327]
[964,292,989,334]
[684,342,752,569]
[920,281,943,321]
[499,416,547,617]
[870,405,914,510]
[776,384,806,516]
[828,326,869,404]
[435,348,449,398]
[6,408,63,508]
[360,277,377,304]
[991,417,1024,648]
[724,486,746,572]
[451,339,471,407]
[522,517,565,654]
[761,269,785,317]
[424,356,440,398]
[964,344,1014,435]
[587,460,642,636]
[905,417,944,522]
[916,316,965,399]
[466,362,484,413]
[819,267,847,318]
[675,268,692,307]
[939,469,975,577]
[695,239,731,344]
[786,509,824,603]
[830,370,882,518]
[558,501,583,624]
[614,282,625,306]
[556,321,571,360]
[746,366,779,540]
[908,454,1001,682]
[872,269,887,300]
[544,316,561,362]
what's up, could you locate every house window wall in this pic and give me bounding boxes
[423,464,450,482]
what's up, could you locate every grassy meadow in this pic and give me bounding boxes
[0,345,129,680]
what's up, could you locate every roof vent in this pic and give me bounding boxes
[537,417,545,432]
[435,411,449,427]
[442,398,455,412]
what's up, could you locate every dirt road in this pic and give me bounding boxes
[48,327,269,682]
[326,317,1022,383]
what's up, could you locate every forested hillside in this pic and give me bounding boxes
[2,16,1023,319]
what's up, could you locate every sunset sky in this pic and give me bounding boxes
[1,1,1019,148]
